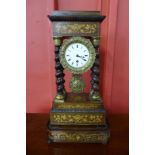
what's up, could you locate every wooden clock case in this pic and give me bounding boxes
[47,11,110,143]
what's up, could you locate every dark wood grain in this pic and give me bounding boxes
[91,44,100,94]
[55,45,65,95]
[48,11,105,22]
[26,113,129,155]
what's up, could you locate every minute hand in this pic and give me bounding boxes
[76,55,87,61]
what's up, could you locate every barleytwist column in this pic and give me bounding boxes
[90,36,101,101]
[53,37,66,103]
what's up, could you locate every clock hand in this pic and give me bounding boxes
[76,54,86,61]
[76,54,81,57]
[76,54,85,58]
[82,58,87,61]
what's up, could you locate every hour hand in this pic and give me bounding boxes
[76,54,86,61]
[76,54,81,58]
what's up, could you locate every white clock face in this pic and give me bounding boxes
[65,43,90,68]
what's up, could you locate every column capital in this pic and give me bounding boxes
[92,36,100,47]
[53,36,61,46]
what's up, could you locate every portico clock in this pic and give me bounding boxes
[47,11,110,144]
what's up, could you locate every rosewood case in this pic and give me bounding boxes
[48,11,110,143]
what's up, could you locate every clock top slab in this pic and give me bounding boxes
[48,11,106,22]
[48,11,106,37]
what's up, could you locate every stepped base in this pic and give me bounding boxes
[48,93,110,143]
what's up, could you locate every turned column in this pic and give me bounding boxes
[53,37,66,103]
[90,36,101,101]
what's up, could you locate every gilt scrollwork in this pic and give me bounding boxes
[49,131,110,143]
[50,113,105,125]
[53,22,99,36]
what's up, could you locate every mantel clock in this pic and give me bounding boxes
[47,11,110,143]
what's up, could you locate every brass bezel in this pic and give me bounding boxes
[59,37,96,74]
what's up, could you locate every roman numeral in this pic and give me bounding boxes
[68,59,71,61]
[76,44,78,48]
[85,55,88,56]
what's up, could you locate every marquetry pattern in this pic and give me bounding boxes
[48,130,110,143]
[50,112,105,125]
[53,102,103,109]
[53,22,99,36]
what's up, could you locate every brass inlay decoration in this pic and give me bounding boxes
[50,113,105,125]
[49,131,109,143]
[53,22,99,36]
[53,103,102,109]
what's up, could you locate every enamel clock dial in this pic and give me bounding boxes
[65,43,89,68]
[60,37,96,74]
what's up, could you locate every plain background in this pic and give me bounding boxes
[26,0,129,114]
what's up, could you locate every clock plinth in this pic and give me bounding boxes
[48,93,110,143]
[47,11,110,143]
